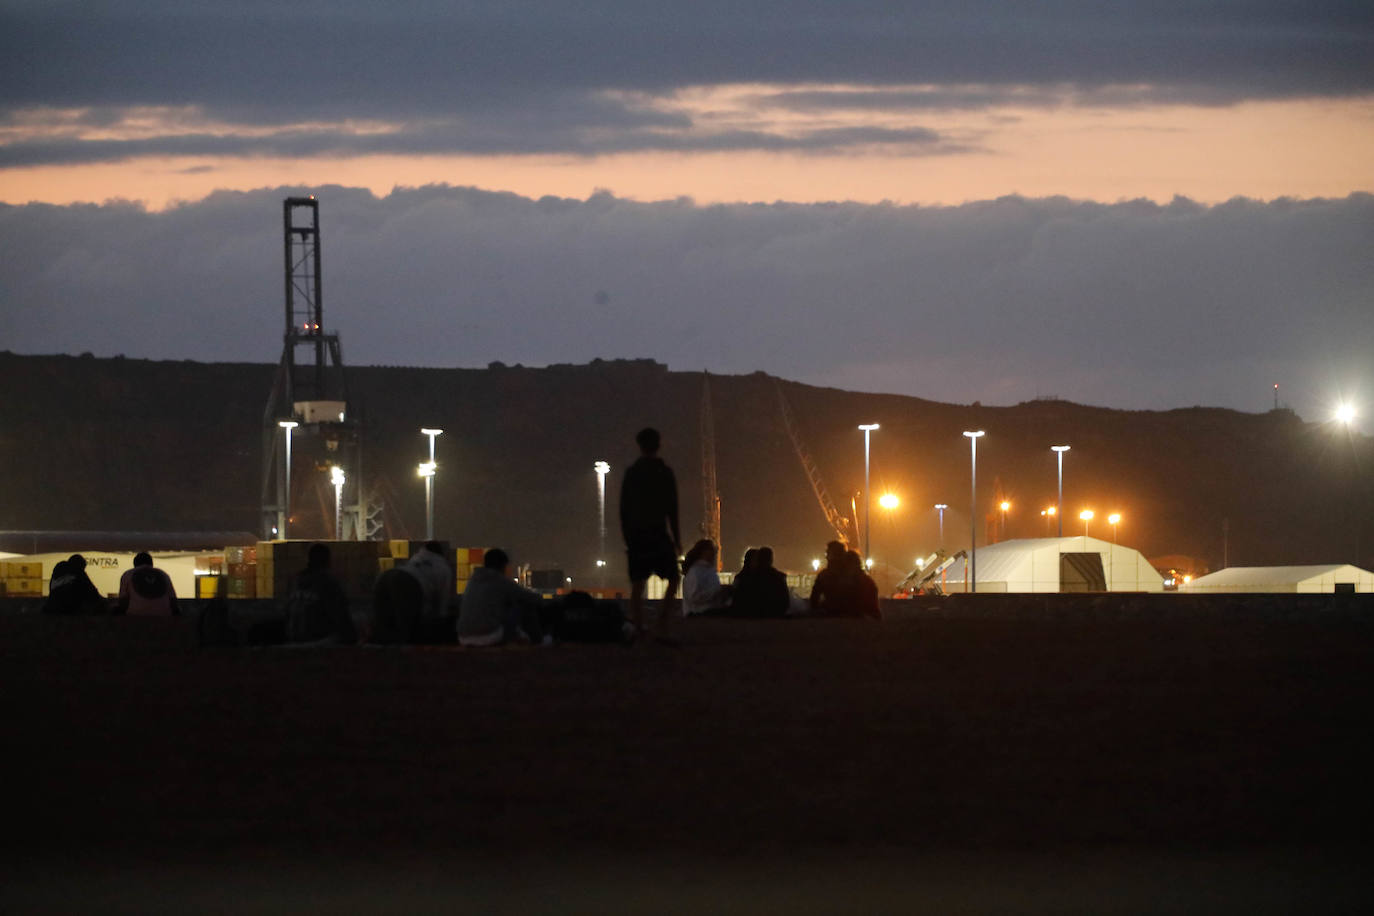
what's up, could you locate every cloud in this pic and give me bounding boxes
[1,185,1370,422]
[1,2,1370,166]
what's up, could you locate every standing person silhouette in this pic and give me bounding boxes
[619,427,682,645]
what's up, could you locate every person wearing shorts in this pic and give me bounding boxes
[619,427,682,644]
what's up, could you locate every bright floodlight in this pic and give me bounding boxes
[1043,506,1056,516]
[812,558,821,571]
[421,427,444,437]
[277,419,298,430]
[1108,512,1122,525]
[858,423,880,431]
[1334,403,1357,425]
[594,461,610,475]
[417,461,435,478]
[1079,509,1094,522]
[999,500,1011,512]
[879,493,899,510]
[934,503,948,510]
[330,466,345,486]
[1051,445,1070,453]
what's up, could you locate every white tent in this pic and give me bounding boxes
[941,537,1164,593]
[1179,565,1374,594]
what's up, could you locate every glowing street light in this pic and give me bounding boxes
[998,500,1011,541]
[1041,506,1056,536]
[812,558,822,572]
[1079,508,1094,539]
[963,430,985,592]
[858,423,880,565]
[1108,512,1122,542]
[330,465,346,540]
[934,503,948,546]
[277,419,298,539]
[420,428,443,539]
[879,493,900,511]
[1051,445,1070,537]
[594,460,611,585]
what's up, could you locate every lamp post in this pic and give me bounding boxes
[1051,445,1070,537]
[420,428,443,539]
[963,430,985,592]
[1108,512,1122,542]
[934,503,948,546]
[594,460,610,586]
[277,420,298,539]
[858,423,880,566]
[1080,509,1094,539]
[998,500,1011,542]
[1041,506,1056,536]
[330,465,346,540]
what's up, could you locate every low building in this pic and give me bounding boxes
[1178,565,1374,594]
[941,536,1165,593]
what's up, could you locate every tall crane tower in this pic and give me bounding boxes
[699,372,721,567]
[259,197,365,540]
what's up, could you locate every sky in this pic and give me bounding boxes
[1,1,1372,426]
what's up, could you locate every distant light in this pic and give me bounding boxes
[879,493,900,510]
[330,466,345,486]
[999,500,1011,512]
[934,503,948,511]
[963,430,985,439]
[1334,403,1357,425]
[1051,445,1070,454]
[1182,575,1192,584]
[1042,506,1056,517]
[594,461,610,475]
[277,419,298,430]
[1079,509,1094,521]
[812,558,821,571]
[421,427,444,438]
[596,559,606,568]
[865,557,874,569]
[1108,512,1122,525]
[417,461,435,478]
[858,423,880,431]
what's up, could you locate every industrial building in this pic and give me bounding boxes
[1179,565,1374,594]
[939,537,1165,593]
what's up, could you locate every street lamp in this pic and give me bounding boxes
[879,493,900,511]
[963,430,985,592]
[594,460,611,585]
[998,500,1011,541]
[1108,512,1122,542]
[858,423,880,566]
[330,465,346,540]
[420,428,443,539]
[1051,445,1070,537]
[1041,506,1056,536]
[1079,509,1094,539]
[277,419,298,539]
[934,504,948,546]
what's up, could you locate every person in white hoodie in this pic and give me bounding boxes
[681,539,732,616]
[370,541,455,644]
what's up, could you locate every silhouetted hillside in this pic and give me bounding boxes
[1,352,1368,584]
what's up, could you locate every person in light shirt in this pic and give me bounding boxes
[116,552,181,616]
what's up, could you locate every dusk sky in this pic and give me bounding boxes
[2,1,1371,426]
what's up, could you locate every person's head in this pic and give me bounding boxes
[483,548,510,573]
[824,541,846,566]
[423,540,445,557]
[635,427,661,455]
[740,547,758,572]
[133,551,153,568]
[307,542,331,570]
[844,550,863,574]
[67,553,86,571]
[757,546,775,569]
[682,539,716,573]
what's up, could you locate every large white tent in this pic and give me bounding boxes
[1179,565,1374,594]
[940,537,1164,593]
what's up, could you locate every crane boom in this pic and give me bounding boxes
[775,379,858,548]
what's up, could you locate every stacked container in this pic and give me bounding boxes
[0,560,44,597]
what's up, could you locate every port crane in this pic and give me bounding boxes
[775,379,860,549]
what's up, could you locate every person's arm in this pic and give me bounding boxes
[665,468,681,552]
[115,571,131,615]
[166,573,181,616]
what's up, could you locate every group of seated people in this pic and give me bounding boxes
[43,552,181,616]
[681,538,881,619]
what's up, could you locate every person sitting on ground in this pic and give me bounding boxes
[457,548,552,647]
[43,554,107,615]
[848,550,883,620]
[371,540,455,644]
[730,546,791,618]
[116,552,181,616]
[809,540,857,616]
[681,539,732,616]
[284,543,358,645]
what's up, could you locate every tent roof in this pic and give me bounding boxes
[1184,565,1369,587]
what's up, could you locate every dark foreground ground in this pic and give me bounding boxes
[3,601,1373,913]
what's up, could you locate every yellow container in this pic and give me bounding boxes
[379,557,395,572]
[1,561,43,578]
[196,575,223,599]
[389,539,410,559]
[4,577,43,596]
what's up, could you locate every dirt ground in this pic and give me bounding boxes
[3,607,1372,913]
